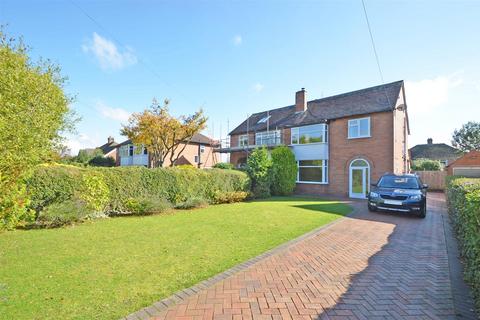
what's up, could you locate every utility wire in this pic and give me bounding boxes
[69,0,202,109]
[361,0,392,107]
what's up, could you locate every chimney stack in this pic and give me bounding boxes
[108,136,115,144]
[427,138,433,145]
[295,88,307,112]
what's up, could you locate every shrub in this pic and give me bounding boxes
[26,164,250,217]
[446,177,480,311]
[88,156,116,167]
[213,162,234,170]
[175,197,209,210]
[124,196,172,215]
[246,147,272,198]
[36,199,92,228]
[212,191,249,204]
[270,146,297,195]
[80,173,110,212]
[411,158,442,171]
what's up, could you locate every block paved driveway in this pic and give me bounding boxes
[126,193,478,320]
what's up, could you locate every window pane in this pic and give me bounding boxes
[291,128,299,144]
[298,124,325,144]
[351,159,368,167]
[299,167,323,182]
[348,121,358,138]
[299,160,323,166]
[359,118,369,136]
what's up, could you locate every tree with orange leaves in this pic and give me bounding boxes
[121,99,208,168]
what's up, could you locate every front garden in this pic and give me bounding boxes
[0,197,351,319]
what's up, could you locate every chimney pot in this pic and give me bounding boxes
[427,138,433,145]
[295,88,307,112]
[108,136,115,144]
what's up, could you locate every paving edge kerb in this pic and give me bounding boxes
[122,199,360,320]
[440,202,479,320]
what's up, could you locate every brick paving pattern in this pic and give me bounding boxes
[125,193,478,320]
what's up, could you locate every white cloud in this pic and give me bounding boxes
[96,101,131,122]
[232,35,242,46]
[82,32,137,70]
[253,83,264,92]
[405,73,463,114]
[405,73,464,147]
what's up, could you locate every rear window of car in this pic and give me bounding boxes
[378,176,419,189]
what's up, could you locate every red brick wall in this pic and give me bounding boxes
[230,133,255,148]
[447,151,480,175]
[297,112,395,197]
[230,151,248,167]
[164,143,218,168]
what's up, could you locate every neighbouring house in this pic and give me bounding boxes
[446,150,480,177]
[218,81,410,198]
[116,133,219,168]
[409,138,461,167]
[79,136,119,161]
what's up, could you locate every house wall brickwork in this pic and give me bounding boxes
[447,151,480,175]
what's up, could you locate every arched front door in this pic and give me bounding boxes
[349,159,370,199]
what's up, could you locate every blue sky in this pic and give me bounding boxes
[2,0,479,154]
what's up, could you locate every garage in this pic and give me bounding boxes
[452,167,480,178]
[447,150,480,178]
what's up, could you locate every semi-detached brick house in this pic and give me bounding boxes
[221,81,410,198]
[116,133,219,168]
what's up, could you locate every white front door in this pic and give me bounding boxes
[349,159,370,199]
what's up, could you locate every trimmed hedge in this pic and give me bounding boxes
[446,176,480,311]
[27,164,250,216]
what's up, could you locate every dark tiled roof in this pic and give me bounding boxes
[97,141,119,154]
[409,143,461,161]
[229,81,404,135]
[117,133,215,147]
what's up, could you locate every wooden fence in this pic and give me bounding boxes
[414,170,447,191]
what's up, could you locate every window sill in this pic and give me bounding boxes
[296,181,329,185]
[347,135,371,140]
[289,142,328,146]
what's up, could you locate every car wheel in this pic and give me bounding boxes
[368,204,377,212]
[418,207,426,218]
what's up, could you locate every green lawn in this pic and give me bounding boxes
[0,197,351,320]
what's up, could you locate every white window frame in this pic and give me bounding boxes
[348,117,371,139]
[239,135,249,147]
[194,155,199,163]
[200,145,206,153]
[291,124,328,145]
[255,130,281,146]
[296,160,328,184]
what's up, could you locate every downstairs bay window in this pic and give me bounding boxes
[297,160,328,184]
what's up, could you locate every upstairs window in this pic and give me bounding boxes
[200,145,205,153]
[239,135,249,147]
[348,117,370,139]
[291,124,328,145]
[255,130,281,146]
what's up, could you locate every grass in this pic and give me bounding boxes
[0,197,351,320]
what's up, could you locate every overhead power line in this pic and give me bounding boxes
[360,0,392,107]
[69,0,201,109]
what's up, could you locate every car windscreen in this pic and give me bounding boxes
[377,176,419,189]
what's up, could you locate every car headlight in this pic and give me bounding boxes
[370,192,379,198]
[409,194,422,200]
